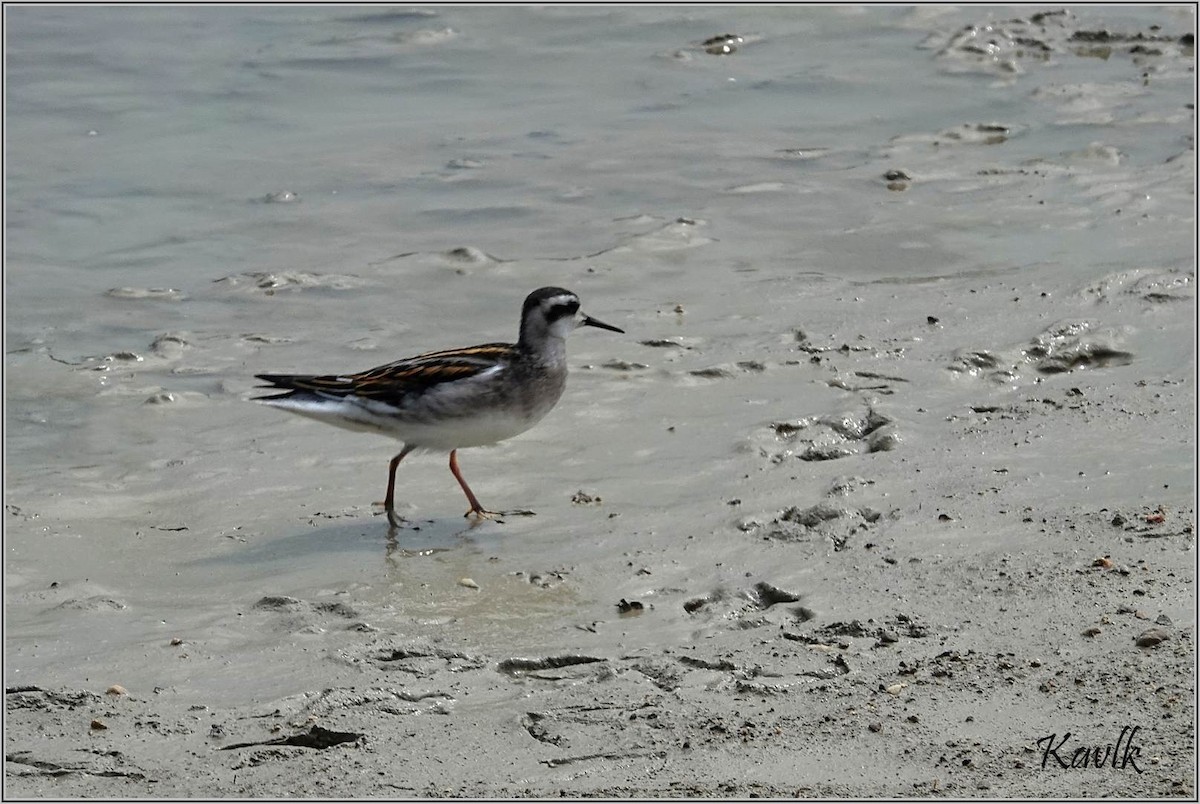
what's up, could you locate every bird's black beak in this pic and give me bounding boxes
[580,314,624,334]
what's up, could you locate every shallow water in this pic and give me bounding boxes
[5,5,1194,703]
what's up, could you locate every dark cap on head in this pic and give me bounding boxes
[519,286,623,337]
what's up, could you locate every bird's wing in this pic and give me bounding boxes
[255,343,514,402]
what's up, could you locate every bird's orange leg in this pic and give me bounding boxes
[379,445,414,527]
[448,449,497,519]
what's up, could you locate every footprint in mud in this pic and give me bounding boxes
[920,7,1194,77]
[682,580,809,623]
[753,407,902,465]
[949,319,1133,383]
[210,271,365,294]
[250,595,360,634]
[1080,268,1195,305]
[762,502,885,551]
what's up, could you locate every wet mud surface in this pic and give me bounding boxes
[5,5,1195,799]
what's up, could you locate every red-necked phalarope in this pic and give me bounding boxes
[254,287,624,526]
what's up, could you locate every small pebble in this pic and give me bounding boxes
[702,33,743,55]
[458,578,479,590]
[617,598,645,615]
[1135,628,1170,648]
[262,190,299,203]
[683,597,708,613]
[105,685,127,696]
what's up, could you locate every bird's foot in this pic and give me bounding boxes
[374,501,407,528]
[462,507,536,521]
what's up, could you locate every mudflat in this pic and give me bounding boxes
[5,6,1194,799]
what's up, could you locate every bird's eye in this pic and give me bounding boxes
[551,299,580,318]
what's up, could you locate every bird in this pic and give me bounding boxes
[254,286,624,527]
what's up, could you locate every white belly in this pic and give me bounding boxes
[392,408,545,450]
[261,395,551,451]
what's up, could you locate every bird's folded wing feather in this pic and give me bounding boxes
[256,343,514,401]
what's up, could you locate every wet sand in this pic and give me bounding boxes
[5,6,1195,799]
